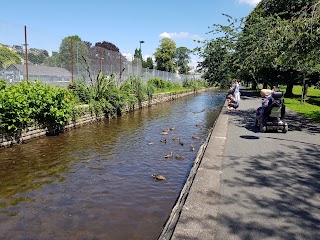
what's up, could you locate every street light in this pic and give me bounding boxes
[139,40,144,53]
[138,41,144,76]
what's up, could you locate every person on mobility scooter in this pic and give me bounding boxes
[255,89,288,133]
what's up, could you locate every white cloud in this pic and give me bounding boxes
[159,32,203,41]
[122,53,132,61]
[237,0,261,6]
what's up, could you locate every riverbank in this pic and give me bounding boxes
[0,88,211,148]
[161,89,320,240]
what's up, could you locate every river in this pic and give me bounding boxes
[0,90,225,239]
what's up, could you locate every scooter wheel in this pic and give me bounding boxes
[282,125,288,133]
[260,123,266,133]
[254,118,258,127]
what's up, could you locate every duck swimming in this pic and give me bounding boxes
[190,144,195,151]
[175,154,185,160]
[164,152,173,158]
[152,174,167,180]
[192,136,200,140]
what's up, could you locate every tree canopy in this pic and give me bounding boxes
[198,0,320,96]
[175,47,191,74]
[154,38,177,73]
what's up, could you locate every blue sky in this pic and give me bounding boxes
[0,0,260,68]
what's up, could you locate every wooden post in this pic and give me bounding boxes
[24,26,29,82]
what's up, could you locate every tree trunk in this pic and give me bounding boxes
[284,82,294,97]
[301,74,307,104]
[263,79,268,89]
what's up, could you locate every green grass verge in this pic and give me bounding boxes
[281,86,320,123]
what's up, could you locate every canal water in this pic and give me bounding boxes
[0,90,225,239]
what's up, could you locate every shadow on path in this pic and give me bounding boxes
[226,89,320,135]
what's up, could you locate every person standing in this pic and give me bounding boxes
[233,79,240,103]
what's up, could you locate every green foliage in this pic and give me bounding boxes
[281,85,320,123]
[196,14,242,85]
[57,35,89,70]
[121,76,146,106]
[154,38,177,72]
[182,79,208,90]
[199,0,320,96]
[146,81,156,101]
[0,80,6,90]
[0,46,22,69]
[144,57,154,69]
[67,79,91,103]
[0,81,75,136]
[147,78,173,90]
[175,47,191,74]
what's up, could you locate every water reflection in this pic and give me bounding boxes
[0,90,225,239]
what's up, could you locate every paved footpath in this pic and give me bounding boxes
[168,90,320,240]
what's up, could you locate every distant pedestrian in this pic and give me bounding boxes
[233,79,240,103]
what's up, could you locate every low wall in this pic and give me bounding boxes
[0,89,206,148]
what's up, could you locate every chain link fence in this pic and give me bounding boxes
[0,21,202,87]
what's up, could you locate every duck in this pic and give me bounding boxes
[190,144,195,151]
[164,152,173,158]
[170,127,176,130]
[161,131,169,135]
[148,142,155,145]
[179,141,184,146]
[152,174,167,180]
[192,136,200,140]
[172,137,181,141]
[175,154,185,160]
[160,138,167,143]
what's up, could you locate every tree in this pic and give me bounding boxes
[93,41,123,75]
[95,41,120,52]
[28,49,48,65]
[175,47,191,74]
[43,51,61,67]
[197,14,242,86]
[239,0,320,96]
[144,57,154,69]
[0,46,22,69]
[154,38,177,72]
[58,35,89,71]
[134,48,142,60]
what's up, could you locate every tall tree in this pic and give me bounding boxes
[197,14,242,86]
[154,38,177,72]
[95,41,120,52]
[134,48,142,60]
[58,35,89,71]
[144,57,154,69]
[175,47,191,74]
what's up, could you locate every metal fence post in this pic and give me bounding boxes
[24,25,29,82]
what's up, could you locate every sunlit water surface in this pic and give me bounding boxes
[0,90,225,239]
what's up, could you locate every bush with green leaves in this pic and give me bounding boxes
[147,78,173,90]
[0,80,6,91]
[0,81,76,136]
[67,79,91,104]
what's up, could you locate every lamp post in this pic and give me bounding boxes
[139,41,144,76]
[139,40,144,53]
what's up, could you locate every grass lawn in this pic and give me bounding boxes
[281,86,320,123]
